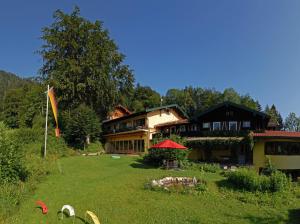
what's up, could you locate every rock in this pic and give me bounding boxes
[151,180,158,187]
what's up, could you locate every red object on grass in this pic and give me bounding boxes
[36,200,48,214]
[151,139,187,150]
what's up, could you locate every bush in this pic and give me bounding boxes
[226,168,291,192]
[62,104,101,149]
[144,148,189,166]
[8,128,42,145]
[0,123,29,184]
[46,135,71,157]
[85,141,104,153]
[270,171,291,192]
[181,160,221,173]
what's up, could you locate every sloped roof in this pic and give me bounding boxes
[115,105,132,115]
[252,130,300,139]
[197,101,269,119]
[103,104,188,124]
[154,119,189,128]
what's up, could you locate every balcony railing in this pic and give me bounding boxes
[104,125,148,134]
[153,130,250,138]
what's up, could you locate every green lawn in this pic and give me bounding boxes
[7,155,300,224]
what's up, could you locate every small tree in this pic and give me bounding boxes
[63,105,101,149]
[284,112,300,131]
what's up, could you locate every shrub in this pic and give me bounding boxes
[85,141,104,153]
[9,127,42,145]
[144,148,189,166]
[226,168,291,192]
[181,160,221,173]
[62,104,101,149]
[0,123,28,184]
[270,171,291,192]
[46,135,71,157]
[261,157,277,176]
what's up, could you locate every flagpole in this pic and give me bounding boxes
[44,85,49,158]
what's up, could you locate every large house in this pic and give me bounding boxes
[102,104,188,154]
[102,102,300,174]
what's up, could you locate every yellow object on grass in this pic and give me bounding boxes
[85,210,101,224]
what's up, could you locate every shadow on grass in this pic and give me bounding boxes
[227,213,287,224]
[288,209,300,224]
[130,158,159,169]
[215,179,241,191]
[227,210,300,224]
[56,211,90,223]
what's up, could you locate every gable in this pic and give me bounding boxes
[107,105,132,120]
[147,108,186,128]
[196,102,269,124]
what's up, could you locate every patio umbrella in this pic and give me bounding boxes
[151,139,187,150]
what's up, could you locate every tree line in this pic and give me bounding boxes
[0,7,296,148]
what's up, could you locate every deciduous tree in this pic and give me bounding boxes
[39,7,134,119]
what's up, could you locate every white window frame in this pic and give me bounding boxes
[229,121,237,131]
[213,122,221,131]
[203,122,210,129]
[242,121,251,128]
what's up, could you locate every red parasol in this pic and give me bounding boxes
[151,139,187,150]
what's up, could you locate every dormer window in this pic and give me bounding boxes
[213,122,221,131]
[229,121,237,131]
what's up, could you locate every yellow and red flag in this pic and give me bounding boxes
[48,87,60,137]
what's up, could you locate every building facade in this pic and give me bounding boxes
[103,102,300,173]
[102,104,187,154]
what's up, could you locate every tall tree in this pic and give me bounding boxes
[164,87,196,117]
[39,7,134,119]
[284,112,300,131]
[130,84,161,112]
[222,88,241,104]
[265,104,283,130]
[2,83,44,128]
[240,94,260,110]
[0,70,31,118]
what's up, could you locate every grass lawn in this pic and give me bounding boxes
[7,155,300,224]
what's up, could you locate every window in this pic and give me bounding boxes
[265,142,300,155]
[134,119,145,127]
[243,121,251,128]
[115,141,119,151]
[203,122,210,129]
[213,122,221,131]
[129,141,133,151]
[170,126,176,133]
[124,141,128,151]
[180,125,186,132]
[140,140,145,152]
[190,124,198,131]
[134,140,145,152]
[229,121,237,131]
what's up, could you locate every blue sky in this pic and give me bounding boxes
[1,0,300,118]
